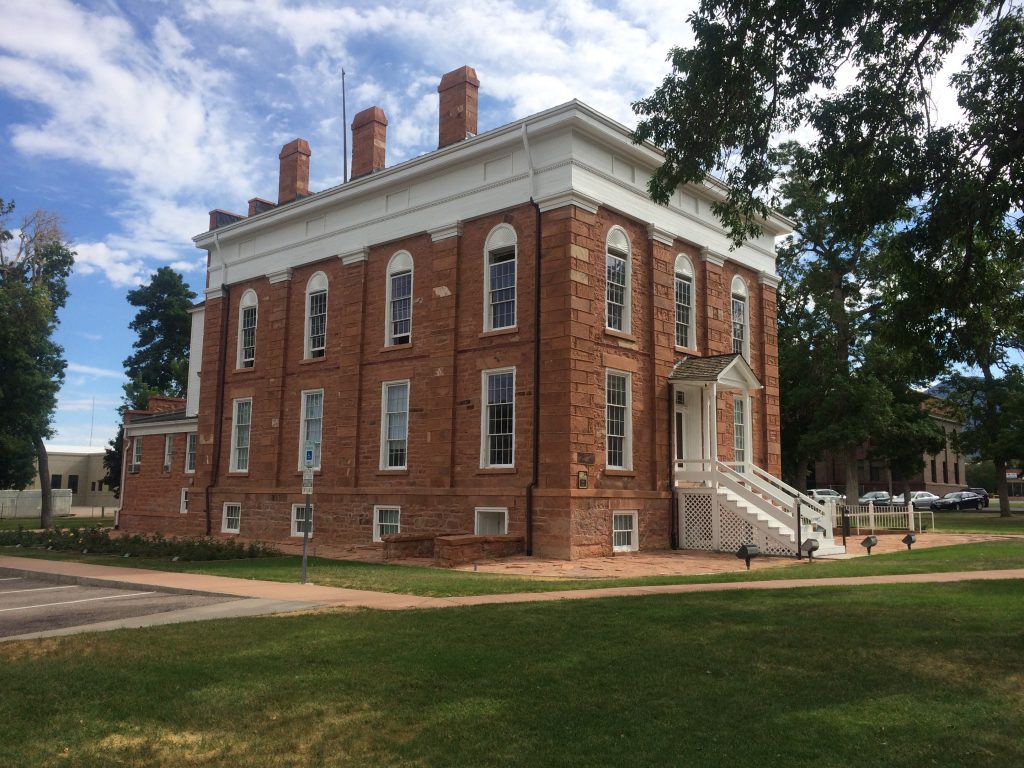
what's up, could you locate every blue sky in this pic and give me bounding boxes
[0,0,704,449]
[1,1,979,452]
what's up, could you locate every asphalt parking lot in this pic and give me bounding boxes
[0,574,239,641]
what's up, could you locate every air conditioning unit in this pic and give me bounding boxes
[128,464,140,474]
[162,464,171,473]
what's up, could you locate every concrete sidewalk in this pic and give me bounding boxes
[4,555,1024,613]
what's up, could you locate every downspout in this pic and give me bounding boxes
[205,232,229,536]
[523,123,539,556]
[669,384,679,549]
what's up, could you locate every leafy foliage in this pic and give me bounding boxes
[635,3,1024,502]
[0,200,74,526]
[122,266,197,396]
[104,266,197,496]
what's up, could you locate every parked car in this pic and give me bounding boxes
[857,491,892,506]
[966,488,990,508]
[930,491,985,511]
[892,491,940,510]
[808,488,846,503]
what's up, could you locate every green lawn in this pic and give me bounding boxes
[1,581,1021,767]
[0,515,115,532]
[5,538,1024,597]
[932,510,1024,535]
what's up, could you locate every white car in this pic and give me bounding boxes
[808,488,845,503]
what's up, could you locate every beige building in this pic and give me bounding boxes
[27,445,119,509]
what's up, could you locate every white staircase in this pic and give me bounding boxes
[675,460,846,557]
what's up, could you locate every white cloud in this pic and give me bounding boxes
[0,0,258,288]
[58,396,122,413]
[73,242,148,287]
[65,362,126,380]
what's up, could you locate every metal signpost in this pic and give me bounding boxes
[301,441,314,583]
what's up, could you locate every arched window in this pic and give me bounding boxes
[731,276,749,359]
[674,255,694,349]
[304,272,328,358]
[237,289,258,368]
[386,251,413,345]
[605,227,631,333]
[484,225,517,331]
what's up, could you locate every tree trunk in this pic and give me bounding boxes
[34,435,52,529]
[994,456,1011,518]
[844,448,859,503]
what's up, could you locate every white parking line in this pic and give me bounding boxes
[0,592,156,613]
[0,585,76,595]
[0,578,22,582]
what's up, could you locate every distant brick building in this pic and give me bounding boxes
[811,396,968,498]
[120,66,843,560]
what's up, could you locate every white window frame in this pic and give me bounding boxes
[480,367,515,468]
[291,503,313,538]
[298,389,324,471]
[612,511,639,552]
[184,433,197,473]
[483,224,517,331]
[304,272,328,359]
[605,227,631,333]
[179,488,189,514]
[674,254,694,349]
[380,380,410,470]
[385,251,414,346]
[230,398,252,473]
[731,276,749,360]
[474,507,509,536]
[222,502,241,534]
[734,395,749,471]
[605,370,632,470]
[131,436,142,468]
[237,289,258,368]
[162,434,173,471]
[373,505,401,542]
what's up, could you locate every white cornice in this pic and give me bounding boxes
[647,224,675,246]
[758,273,781,289]
[535,190,599,214]
[429,223,463,241]
[701,249,726,268]
[205,286,225,299]
[267,267,293,283]
[341,247,369,265]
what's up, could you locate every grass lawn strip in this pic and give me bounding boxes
[4,539,1024,597]
[0,581,1021,767]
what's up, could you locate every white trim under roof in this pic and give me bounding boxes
[194,101,789,290]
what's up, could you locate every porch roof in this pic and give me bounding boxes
[668,353,762,391]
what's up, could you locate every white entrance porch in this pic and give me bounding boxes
[670,354,845,557]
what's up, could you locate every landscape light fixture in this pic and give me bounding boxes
[800,538,820,562]
[736,543,760,571]
[861,535,878,555]
[902,533,916,550]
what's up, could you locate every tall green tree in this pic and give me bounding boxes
[103,267,196,496]
[0,201,74,528]
[774,143,942,493]
[947,368,1024,516]
[634,2,1023,501]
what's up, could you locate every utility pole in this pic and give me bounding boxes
[342,68,348,183]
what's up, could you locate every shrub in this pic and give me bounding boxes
[0,526,280,561]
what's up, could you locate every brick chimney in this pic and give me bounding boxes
[278,138,311,204]
[350,106,388,180]
[438,65,479,149]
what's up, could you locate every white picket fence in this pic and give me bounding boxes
[0,490,73,519]
[829,502,936,534]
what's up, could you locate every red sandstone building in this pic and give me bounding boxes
[120,66,844,560]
